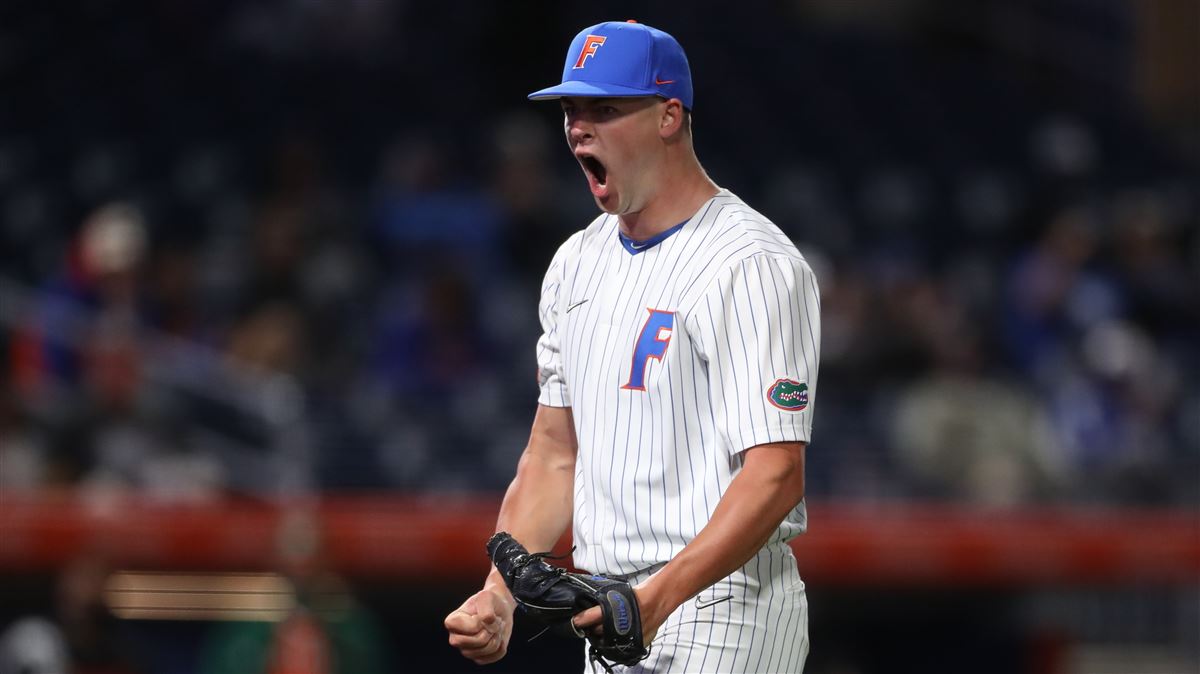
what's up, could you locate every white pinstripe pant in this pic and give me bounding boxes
[585,543,809,674]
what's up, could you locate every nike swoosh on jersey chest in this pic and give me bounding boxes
[560,241,694,390]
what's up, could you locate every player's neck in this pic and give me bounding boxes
[618,162,719,241]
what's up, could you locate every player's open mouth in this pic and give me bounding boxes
[578,155,608,195]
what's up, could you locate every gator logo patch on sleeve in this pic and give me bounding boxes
[767,379,809,411]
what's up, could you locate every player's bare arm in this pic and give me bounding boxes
[495,404,578,551]
[445,404,578,664]
[574,440,806,644]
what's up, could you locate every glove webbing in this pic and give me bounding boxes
[519,550,653,672]
[589,642,653,674]
[589,643,648,674]
[514,547,583,641]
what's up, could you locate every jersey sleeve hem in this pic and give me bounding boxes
[730,424,811,455]
[537,387,572,408]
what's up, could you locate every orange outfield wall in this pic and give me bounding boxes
[1,493,1197,587]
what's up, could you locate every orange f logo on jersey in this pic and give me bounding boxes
[573,35,607,69]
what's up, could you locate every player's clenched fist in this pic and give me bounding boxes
[444,587,516,664]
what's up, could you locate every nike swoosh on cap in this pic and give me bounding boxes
[655,78,675,85]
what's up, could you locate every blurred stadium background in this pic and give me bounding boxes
[0,1,1197,673]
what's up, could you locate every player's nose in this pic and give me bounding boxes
[566,117,593,145]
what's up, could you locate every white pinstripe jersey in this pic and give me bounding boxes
[536,189,821,576]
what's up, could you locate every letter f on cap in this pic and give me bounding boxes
[573,35,607,69]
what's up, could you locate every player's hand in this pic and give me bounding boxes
[445,587,515,664]
[572,583,661,650]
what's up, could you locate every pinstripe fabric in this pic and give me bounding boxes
[536,189,819,671]
[581,544,809,674]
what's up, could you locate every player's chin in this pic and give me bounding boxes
[592,189,623,214]
[594,197,618,213]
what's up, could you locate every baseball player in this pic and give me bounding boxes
[445,20,820,673]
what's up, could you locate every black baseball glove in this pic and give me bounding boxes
[486,531,650,672]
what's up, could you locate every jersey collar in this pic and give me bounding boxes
[617,219,689,255]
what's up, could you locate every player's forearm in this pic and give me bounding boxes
[484,438,576,599]
[495,447,575,549]
[490,405,577,566]
[638,442,806,616]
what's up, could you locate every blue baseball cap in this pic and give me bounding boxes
[528,20,694,110]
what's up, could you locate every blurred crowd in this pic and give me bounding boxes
[0,0,1197,509]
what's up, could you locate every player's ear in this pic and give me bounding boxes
[658,99,685,139]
